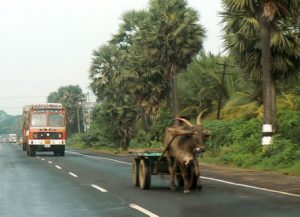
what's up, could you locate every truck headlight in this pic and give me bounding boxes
[33,133,38,139]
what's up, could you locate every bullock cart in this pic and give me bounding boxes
[130,151,198,190]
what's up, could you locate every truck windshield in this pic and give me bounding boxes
[49,114,65,127]
[31,113,47,127]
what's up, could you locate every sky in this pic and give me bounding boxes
[0,0,223,116]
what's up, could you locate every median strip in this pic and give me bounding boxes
[129,204,159,217]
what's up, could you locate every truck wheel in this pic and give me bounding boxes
[131,159,140,187]
[138,159,151,190]
[59,146,65,156]
[28,146,36,157]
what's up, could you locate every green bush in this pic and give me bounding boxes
[203,115,300,173]
[277,110,300,145]
[67,133,87,148]
[148,107,173,142]
[204,118,261,153]
[129,130,151,148]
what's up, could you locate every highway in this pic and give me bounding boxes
[0,143,299,217]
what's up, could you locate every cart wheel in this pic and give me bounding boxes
[131,159,140,187]
[139,159,151,190]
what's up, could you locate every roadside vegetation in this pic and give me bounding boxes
[63,0,300,175]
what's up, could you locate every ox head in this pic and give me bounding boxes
[175,110,210,155]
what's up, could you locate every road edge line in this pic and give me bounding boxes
[201,176,300,198]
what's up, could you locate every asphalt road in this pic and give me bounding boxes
[1,143,299,217]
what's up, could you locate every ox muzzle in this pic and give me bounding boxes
[194,147,205,158]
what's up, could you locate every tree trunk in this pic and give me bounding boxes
[142,111,149,131]
[259,6,274,147]
[170,69,180,121]
[271,79,277,132]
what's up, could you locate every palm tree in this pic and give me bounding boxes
[138,0,206,119]
[222,0,300,136]
[47,85,85,135]
[110,10,168,128]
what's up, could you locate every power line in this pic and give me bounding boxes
[0,96,46,100]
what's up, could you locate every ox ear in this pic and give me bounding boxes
[203,129,212,137]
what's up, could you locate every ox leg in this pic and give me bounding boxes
[178,163,191,194]
[193,159,202,190]
[166,156,177,191]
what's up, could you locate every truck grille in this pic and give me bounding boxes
[34,132,62,139]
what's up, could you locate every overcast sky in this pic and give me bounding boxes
[0,0,223,115]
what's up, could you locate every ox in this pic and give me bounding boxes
[163,110,209,193]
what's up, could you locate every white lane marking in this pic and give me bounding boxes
[66,151,131,165]
[69,172,78,177]
[67,150,300,198]
[36,156,40,159]
[130,204,159,217]
[201,176,300,198]
[91,184,107,193]
[55,165,62,169]
[41,158,45,161]
[48,161,53,164]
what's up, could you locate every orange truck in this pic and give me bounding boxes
[22,103,67,157]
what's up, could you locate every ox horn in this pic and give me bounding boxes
[175,117,193,128]
[196,109,208,125]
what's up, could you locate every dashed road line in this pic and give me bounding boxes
[91,184,107,192]
[55,165,62,170]
[41,158,45,161]
[129,204,159,217]
[69,172,78,177]
[48,161,53,164]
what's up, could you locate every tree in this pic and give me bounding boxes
[89,38,140,150]
[47,85,85,136]
[221,0,300,139]
[178,53,226,117]
[111,10,167,126]
[138,0,206,119]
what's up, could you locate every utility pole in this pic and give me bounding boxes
[216,61,234,119]
[76,104,81,134]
